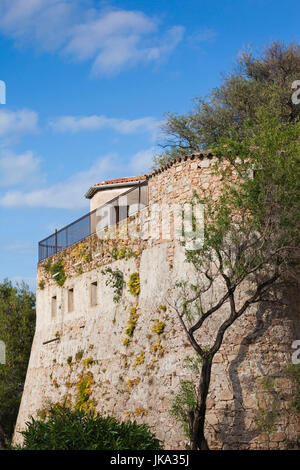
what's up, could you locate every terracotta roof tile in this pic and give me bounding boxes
[86,151,215,198]
[94,175,146,186]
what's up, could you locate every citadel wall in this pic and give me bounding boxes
[14,154,300,449]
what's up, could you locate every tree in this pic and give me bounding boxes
[15,404,162,450]
[153,41,300,168]
[169,114,300,449]
[0,280,36,442]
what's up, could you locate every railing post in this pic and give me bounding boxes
[38,182,148,261]
[139,183,141,209]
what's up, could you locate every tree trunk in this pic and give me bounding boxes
[191,357,212,450]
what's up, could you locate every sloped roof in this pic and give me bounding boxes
[85,175,147,199]
[85,151,214,199]
[146,151,214,179]
[94,175,146,187]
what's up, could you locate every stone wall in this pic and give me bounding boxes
[14,154,300,449]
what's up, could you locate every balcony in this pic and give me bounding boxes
[38,181,148,262]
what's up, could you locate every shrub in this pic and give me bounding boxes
[15,405,162,450]
[50,259,66,287]
[101,267,125,303]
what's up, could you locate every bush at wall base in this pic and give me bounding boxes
[13,405,162,450]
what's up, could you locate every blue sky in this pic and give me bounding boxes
[0,0,298,290]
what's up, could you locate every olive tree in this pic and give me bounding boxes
[170,115,300,449]
[154,41,300,168]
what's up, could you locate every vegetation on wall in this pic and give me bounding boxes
[254,364,300,444]
[43,258,66,287]
[101,267,125,303]
[75,371,96,412]
[170,356,201,443]
[70,243,90,264]
[123,307,139,347]
[133,350,145,369]
[170,380,197,442]
[111,246,143,261]
[152,320,165,336]
[50,260,66,287]
[128,272,140,296]
[288,364,300,413]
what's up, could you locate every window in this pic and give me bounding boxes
[51,296,57,317]
[114,205,120,225]
[68,288,74,312]
[90,281,98,306]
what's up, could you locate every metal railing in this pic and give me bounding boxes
[38,182,148,262]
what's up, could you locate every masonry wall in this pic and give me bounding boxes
[14,155,300,449]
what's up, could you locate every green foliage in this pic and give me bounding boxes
[157,40,300,451]
[75,372,96,412]
[82,357,95,368]
[125,322,136,337]
[169,355,202,441]
[170,380,197,440]
[185,114,300,290]
[254,366,300,443]
[101,267,125,303]
[75,350,84,361]
[128,272,140,296]
[286,364,300,412]
[38,280,45,290]
[154,41,300,167]
[255,407,278,434]
[152,320,165,335]
[183,355,202,374]
[123,306,139,344]
[50,259,66,287]
[111,247,126,260]
[67,356,72,366]
[0,280,36,440]
[133,350,145,368]
[44,259,52,273]
[15,405,162,450]
[111,246,140,260]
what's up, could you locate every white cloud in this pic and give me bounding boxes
[0,150,42,187]
[64,10,156,61]
[49,114,161,136]
[0,109,38,137]
[129,147,155,174]
[0,2,184,75]
[0,0,80,51]
[0,147,156,209]
[0,154,118,209]
[193,28,217,43]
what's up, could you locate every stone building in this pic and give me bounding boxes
[14,152,299,449]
